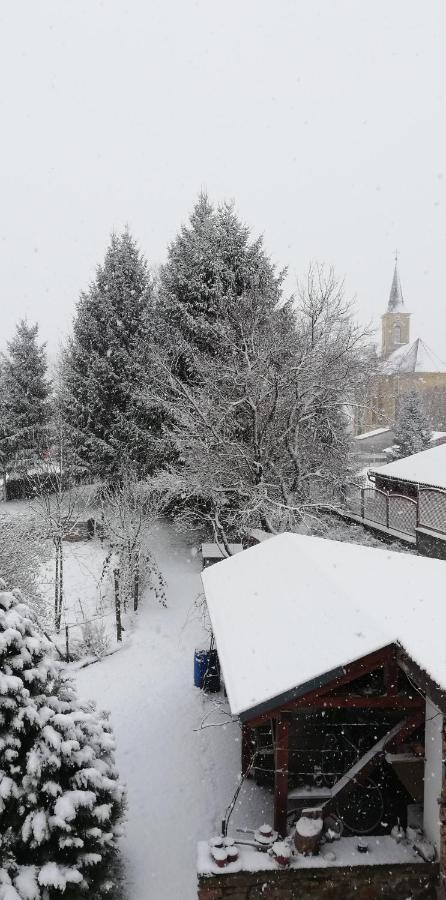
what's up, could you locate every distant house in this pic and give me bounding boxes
[370,442,446,499]
[200,542,244,569]
[198,534,446,898]
[354,427,446,470]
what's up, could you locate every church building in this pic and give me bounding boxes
[360,260,446,431]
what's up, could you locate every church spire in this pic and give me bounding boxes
[388,253,404,311]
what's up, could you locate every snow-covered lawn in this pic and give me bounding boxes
[76,521,271,900]
[38,538,115,655]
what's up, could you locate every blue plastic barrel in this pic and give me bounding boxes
[194,649,221,692]
[194,650,208,688]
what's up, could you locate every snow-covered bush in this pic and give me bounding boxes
[81,620,110,659]
[0,584,125,899]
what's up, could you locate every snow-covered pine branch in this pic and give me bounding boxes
[0,585,125,899]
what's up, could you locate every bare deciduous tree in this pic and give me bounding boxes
[99,471,167,613]
[28,421,94,632]
[149,265,373,546]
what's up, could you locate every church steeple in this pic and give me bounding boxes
[381,255,411,357]
[388,253,404,311]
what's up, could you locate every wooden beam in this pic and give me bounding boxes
[298,694,423,710]
[321,711,426,818]
[246,645,396,727]
[385,709,425,751]
[273,714,289,838]
[398,650,446,714]
[384,649,400,695]
[241,723,256,776]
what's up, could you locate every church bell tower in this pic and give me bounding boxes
[381,256,411,357]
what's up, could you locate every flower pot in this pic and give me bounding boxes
[211,848,228,868]
[254,824,278,850]
[271,841,291,867]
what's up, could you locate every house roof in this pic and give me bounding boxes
[201,543,244,560]
[354,427,391,441]
[370,442,446,491]
[381,337,446,374]
[202,533,446,718]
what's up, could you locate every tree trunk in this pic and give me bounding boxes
[57,539,64,632]
[54,543,60,631]
[114,568,122,642]
[133,550,140,612]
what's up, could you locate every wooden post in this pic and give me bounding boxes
[133,550,140,612]
[114,568,122,642]
[384,652,399,695]
[241,723,256,776]
[273,713,289,837]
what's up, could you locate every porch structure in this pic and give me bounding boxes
[201,533,446,896]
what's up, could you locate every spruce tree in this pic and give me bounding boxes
[62,230,160,478]
[393,388,432,458]
[159,194,284,369]
[0,322,50,498]
[0,585,124,898]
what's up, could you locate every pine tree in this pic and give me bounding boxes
[62,230,160,479]
[393,389,432,458]
[0,322,50,498]
[0,585,124,898]
[159,194,284,369]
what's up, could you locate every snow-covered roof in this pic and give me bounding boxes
[370,442,446,490]
[201,542,244,560]
[382,338,446,375]
[202,533,446,718]
[354,427,390,441]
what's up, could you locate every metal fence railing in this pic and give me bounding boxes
[418,488,446,535]
[341,482,446,540]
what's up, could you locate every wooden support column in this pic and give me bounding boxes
[438,717,446,898]
[241,723,256,776]
[384,652,399,695]
[273,713,289,838]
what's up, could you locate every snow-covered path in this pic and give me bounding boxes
[76,522,270,900]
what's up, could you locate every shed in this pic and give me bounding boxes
[201,533,446,877]
[370,442,446,497]
[200,542,244,569]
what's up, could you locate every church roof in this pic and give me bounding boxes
[387,259,405,311]
[381,337,446,374]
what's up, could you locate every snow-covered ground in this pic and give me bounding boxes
[39,538,116,655]
[76,521,271,900]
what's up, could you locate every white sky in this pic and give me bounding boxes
[1,0,445,358]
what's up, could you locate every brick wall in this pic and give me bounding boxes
[198,863,439,899]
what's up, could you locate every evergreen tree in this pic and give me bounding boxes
[393,389,432,458]
[62,230,161,478]
[0,322,50,498]
[159,194,284,371]
[0,585,124,898]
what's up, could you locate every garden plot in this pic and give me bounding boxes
[37,538,118,659]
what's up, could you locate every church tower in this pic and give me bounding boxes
[381,257,411,357]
